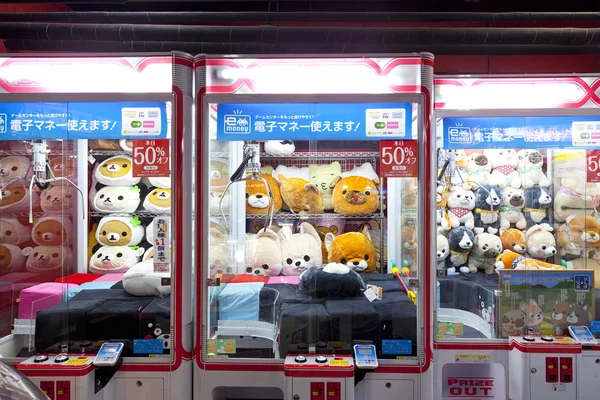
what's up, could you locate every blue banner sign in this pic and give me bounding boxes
[0,101,168,140]
[443,116,600,150]
[216,102,413,141]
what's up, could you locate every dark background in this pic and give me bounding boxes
[39,0,600,13]
[0,1,599,74]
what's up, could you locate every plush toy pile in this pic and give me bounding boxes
[86,141,172,293]
[436,148,568,275]
[207,141,404,279]
[0,152,75,276]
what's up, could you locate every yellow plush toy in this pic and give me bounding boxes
[495,250,566,272]
[88,222,99,261]
[325,226,377,272]
[245,174,282,215]
[309,162,342,211]
[278,175,324,214]
[331,176,379,215]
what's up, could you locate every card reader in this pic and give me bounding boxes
[93,342,124,367]
[568,326,598,346]
[353,344,378,370]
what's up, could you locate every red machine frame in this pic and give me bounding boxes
[0,53,194,396]
[193,53,435,399]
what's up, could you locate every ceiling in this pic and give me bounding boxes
[45,0,600,13]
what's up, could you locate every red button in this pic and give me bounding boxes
[335,358,343,360]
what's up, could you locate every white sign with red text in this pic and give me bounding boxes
[442,362,505,399]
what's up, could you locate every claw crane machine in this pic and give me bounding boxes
[0,53,194,400]
[433,74,600,400]
[194,53,435,400]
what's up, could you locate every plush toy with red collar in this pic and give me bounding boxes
[446,187,475,230]
[484,149,521,189]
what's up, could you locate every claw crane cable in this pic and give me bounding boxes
[219,141,274,233]
[0,140,85,223]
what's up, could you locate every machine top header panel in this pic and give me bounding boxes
[435,75,600,111]
[0,53,189,94]
[201,54,433,95]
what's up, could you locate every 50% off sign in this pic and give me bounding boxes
[379,140,418,178]
[587,150,600,183]
[132,139,170,178]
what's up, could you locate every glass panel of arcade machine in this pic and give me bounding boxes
[207,102,421,361]
[436,116,600,342]
[0,104,173,360]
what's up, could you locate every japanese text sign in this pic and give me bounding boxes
[216,102,413,141]
[379,140,418,178]
[0,101,168,140]
[132,139,170,178]
[153,217,171,273]
[443,116,600,150]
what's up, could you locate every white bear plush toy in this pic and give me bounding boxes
[484,149,521,189]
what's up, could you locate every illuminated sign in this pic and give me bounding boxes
[216,102,413,141]
[0,57,172,93]
[443,116,600,150]
[435,77,600,109]
[0,101,168,140]
[207,57,424,94]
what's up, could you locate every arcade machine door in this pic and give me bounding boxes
[203,97,426,399]
[435,108,600,400]
[0,100,177,399]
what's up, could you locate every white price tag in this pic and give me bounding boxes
[364,288,378,302]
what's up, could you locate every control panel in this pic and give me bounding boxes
[284,354,355,400]
[353,344,378,370]
[510,335,579,346]
[568,325,598,346]
[286,353,355,369]
[21,354,95,367]
[18,355,98,400]
[93,342,124,367]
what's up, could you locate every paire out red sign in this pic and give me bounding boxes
[442,363,505,399]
